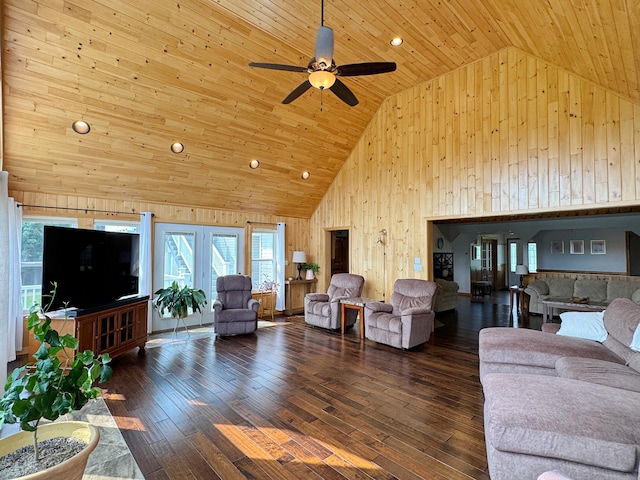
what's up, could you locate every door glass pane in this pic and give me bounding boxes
[162,232,196,289]
[210,234,239,303]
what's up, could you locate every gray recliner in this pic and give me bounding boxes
[364,279,437,349]
[304,273,365,330]
[213,274,259,336]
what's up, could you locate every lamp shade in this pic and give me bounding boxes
[515,264,529,275]
[292,251,307,264]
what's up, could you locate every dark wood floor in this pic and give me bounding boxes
[102,293,542,480]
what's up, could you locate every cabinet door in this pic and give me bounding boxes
[119,307,135,347]
[97,310,118,353]
[76,317,96,353]
[134,302,148,342]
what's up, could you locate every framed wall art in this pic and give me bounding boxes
[570,240,584,254]
[550,240,564,254]
[590,240,606,254]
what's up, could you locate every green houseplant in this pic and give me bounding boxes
[301,262,320,279]
[0,283,113,478]
[153,281,207,319]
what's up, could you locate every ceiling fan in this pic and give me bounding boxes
[248,0,397,107]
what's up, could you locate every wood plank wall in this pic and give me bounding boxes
[310,47,640,299]
[9,191,310,283]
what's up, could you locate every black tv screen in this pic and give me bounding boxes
[42,226,140,312]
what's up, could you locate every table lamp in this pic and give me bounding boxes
[292,251,307,280]
[515,264,529,288]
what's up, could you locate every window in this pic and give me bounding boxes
[251,229,276,290]
[528,242,538,272]
[21,217,77,310]
[94,219,140,233]
[509,242,517,272]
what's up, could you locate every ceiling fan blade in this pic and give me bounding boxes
[314,26,334,69]
[329,78,358,106]
[282,81,313,104]
[249,62,308,73]
[337,62,397,77]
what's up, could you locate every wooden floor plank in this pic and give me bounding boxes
[103,293,530,479]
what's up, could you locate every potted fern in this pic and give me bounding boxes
[153,281,207,333]
[0,283,113,479]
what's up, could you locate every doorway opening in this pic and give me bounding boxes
[330,230,350,276]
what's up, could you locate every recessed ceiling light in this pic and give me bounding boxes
[301,171,310,180]
[170,142,184,154]
[71,120,90,134]
[390,37,403,47]
[249,159,260,169]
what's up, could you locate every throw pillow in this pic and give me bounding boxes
[557,311,607,342]
[632,289,640,305]
[631,323,640,352]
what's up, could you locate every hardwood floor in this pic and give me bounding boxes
[102,293,541,479]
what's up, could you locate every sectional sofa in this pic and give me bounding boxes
[479,298,640,480]
[525,276,640,314]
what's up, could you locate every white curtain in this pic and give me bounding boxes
[275,222,285,311]
[139,212,153,331]
[7,197,22,361]
[0,172,10,391]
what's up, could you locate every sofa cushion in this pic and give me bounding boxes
[555,357,640,393]
[483,373,640,473]
[545,278,575,298]
[603,298,640,348]
[573,279,606,302]
[479,327,624,379]
[527,280,549,296]
[607,280,640,302]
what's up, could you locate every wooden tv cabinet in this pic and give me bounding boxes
[28,297,148,361]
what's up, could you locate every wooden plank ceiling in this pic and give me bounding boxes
[3,0,639,218]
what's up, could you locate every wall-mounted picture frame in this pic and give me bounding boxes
[591,240,606,254]
[551,240,564,254]
[570,240,584,254]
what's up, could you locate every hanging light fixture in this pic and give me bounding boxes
[71,120,90,134]
[308,70,336,90]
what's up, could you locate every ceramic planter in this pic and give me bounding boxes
[0,421,99,480]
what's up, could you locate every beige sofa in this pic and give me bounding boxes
[479,298,640,480]
[525,276,640,314]
[433,279,459,312]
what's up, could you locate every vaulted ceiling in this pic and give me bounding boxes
[3,0,639,218]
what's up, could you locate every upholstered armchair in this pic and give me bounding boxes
[213,274,260,336]
[364,279,437,349]
[304,273,365,330]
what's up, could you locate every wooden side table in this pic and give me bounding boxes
[509,286,526,315]
[284,279,317,315]
[340,297,380,340]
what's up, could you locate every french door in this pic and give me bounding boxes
[152,223,244,332]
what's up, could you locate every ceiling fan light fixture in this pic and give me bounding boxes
[390,37,403,46]
[71,120,90,134]
[309,70,335,90]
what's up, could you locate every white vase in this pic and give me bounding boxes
[305,269,315,280]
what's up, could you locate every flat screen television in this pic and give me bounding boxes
[42,226,140,312]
